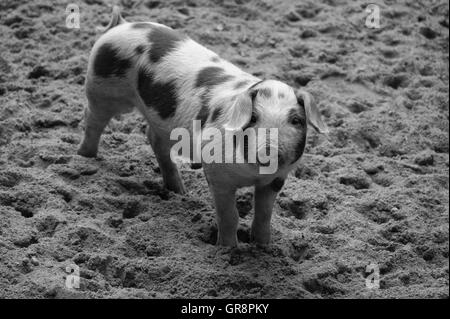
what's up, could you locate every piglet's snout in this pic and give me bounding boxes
[256,143,281,167]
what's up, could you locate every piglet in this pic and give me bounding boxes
[78,6,328,247]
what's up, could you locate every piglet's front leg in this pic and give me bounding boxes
[208,183,239,247]
[251,178,284,245]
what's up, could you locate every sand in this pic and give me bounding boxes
[0,0,448,298]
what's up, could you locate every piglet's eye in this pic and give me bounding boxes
[291,116,304,126]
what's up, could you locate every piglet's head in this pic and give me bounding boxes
[223,80,328,171]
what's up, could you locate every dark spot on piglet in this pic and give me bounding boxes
[270,178,285,192]
[134,45,146,55]
[94,43,131,78]
[147,26,187,63]
[258,87,272,99]
[196,66,233,88]
[138,69,177,119]
[196,100,210,128]
[211,107,223,122]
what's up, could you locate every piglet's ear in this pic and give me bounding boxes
[296,90,329,134]
[223,89,256,131]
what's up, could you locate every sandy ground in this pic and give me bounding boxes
[0,0,448,299]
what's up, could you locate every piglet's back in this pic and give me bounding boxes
[86,21,257,130]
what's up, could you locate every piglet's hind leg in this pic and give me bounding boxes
[78,100,116,158]
[146,128,186,194]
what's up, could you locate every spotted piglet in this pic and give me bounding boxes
[78,7,328,247]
